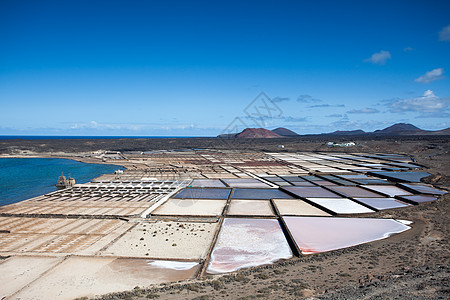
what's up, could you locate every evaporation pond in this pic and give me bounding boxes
[327,186,383,198]
[400,195,438,204]
[306,198,375,214]
[283,216,410,254]
[354,198,411,210]
[190,179,226,188]
[370,171,430,183]
[227,200,274,216]
[273,199,331,216]
[152,199,227,216]
[206,218,292,274]
[173,188,231,199]
[399,184,446,195]
[364,185,413,197]
[283,187,341,198]
[222,179,270,188]
[231,188,294,199]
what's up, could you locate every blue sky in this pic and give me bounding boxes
[0,0,449,136]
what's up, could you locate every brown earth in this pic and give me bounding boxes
[1,136,449,299]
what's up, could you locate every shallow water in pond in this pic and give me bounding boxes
[206,218,292,274]
[283,216,410,254]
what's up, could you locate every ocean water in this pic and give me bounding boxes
[0,158,124,206]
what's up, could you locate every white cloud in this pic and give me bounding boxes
[364,50,391,65]
[388,90,449,113]
[272,96,290,103]
[403,47,413,52]
[297,94,321,103]
[347,108,380,114]
[439,25,450,41]
[414,68,445,84]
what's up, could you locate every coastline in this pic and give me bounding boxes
[0,155,127,207]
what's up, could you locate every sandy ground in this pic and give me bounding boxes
[10,256,200,300]
[102,220,219,259]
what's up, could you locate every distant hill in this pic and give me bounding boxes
[324,123,450,136]
[217,123,450,139]
[429,128,450,135]
[272,127,299,137]
[326,129,366,136]
[373,123,425,135]
[217,128,282,139]
[237,128,282,138]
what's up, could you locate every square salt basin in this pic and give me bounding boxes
[399,183,446,195]
[103,221,218,259]
[369,171,430,183]
[227,200,274,216]
[12,257,199,300]
[283,216,410,254]
[327,186,384,198]
[398,195,438,204]
[190,179,226,188]
[290,181,317,187]
[231,188,294,199]
[206,218,292,274]
[173,188,231,199]
[283,186,341,198]
[273,199,331,216]
[306,198,375,214]
[354,198,411,210]
[363,185,413,197]
[152,199,226,216]
[222,178,271,188]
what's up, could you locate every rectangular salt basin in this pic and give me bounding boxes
[12,257,200,300]
[231,188,294,199]
[206,218,292,274]
[354,198,411,210]
[399,195,438,204]
[190,179,226,188]
[152,199,226,216]
[327,186,384,198]
[370,171,430,183]
[104,221,218,259]
[283,216,410,254]
[399,183,447,195]
[273,199,331,216]
[222,178,271,188]
[306,198,375,214]
[283,187,341,198]
[227,200,274,216]
[173,188,231,199]
[363,185,413,197]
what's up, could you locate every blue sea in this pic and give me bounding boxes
[0,158,124,207]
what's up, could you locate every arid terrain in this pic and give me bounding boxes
[0,136,448,299]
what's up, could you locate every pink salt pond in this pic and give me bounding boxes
[283,216,410,254]
[206,218,292,274]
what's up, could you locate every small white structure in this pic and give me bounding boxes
[327,141,356,147]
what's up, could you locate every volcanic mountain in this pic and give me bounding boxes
[236,128,282,138]
[272,127,299,137]
[217,128,282,139]
[373,123,425,135]
[327,129,366,136]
